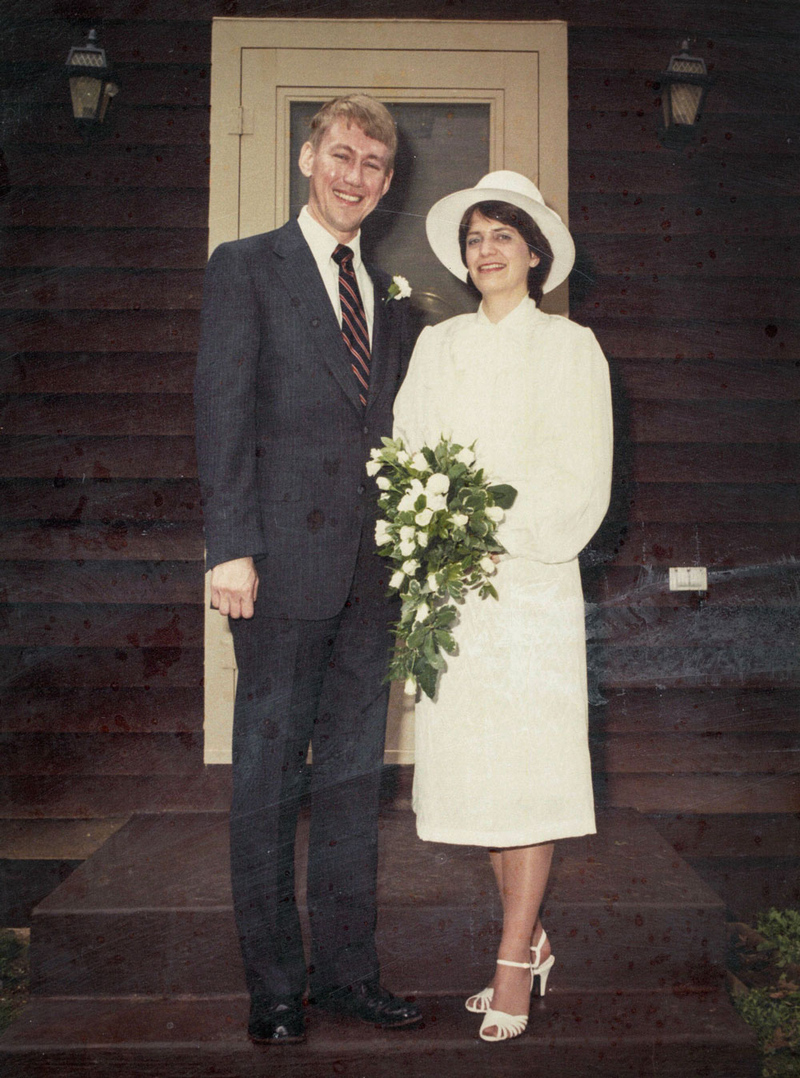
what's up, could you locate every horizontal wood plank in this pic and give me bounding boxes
[0,436,197,478]
[570,193,800,237]
[612,359,800,401]
[0,187,208,229]
[0,62,211,110]
[605,773,799,813]
[570,110,798,158]
[0,687,203,733]
[0,395,195,435]
[0,603,204,648]
[569,70,800,116]
[596,732,800,774]
[626,483,800,523]
[592,643,800,689]
[0,645,203,689]
[574,233,798,278]
[2,19,212,65]
[1,231,207,270]
[629,444,800,482]
[592,688,800,734]
[571,151,800,197]
[592,521,800,566]
[0,560,203,604]
[0,269,204,311]
[0,732,205,775]
[0,479,202,522]
[587,604,799,649]
[648,812,800,858]
[573,277,797,322]
[3,1,796,33]
[0,354,196,394]
[0,522,203,561]
[4,146,211,189]
[583,565,800,607]
[13,106,211,148]
[0,768,231,817]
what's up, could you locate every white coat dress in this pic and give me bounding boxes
[392,297,613,847]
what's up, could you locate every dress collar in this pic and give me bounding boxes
[476,295,539,328]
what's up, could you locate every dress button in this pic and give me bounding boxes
[363,426,369,435]
[357,484,366,495]
[310,317,320,327]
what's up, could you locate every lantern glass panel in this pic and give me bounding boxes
[69,75,103,119]
[670,82,704,126]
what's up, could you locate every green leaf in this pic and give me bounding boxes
[487,483,518,508]
[417,663,439,700]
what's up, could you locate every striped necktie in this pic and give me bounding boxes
[332,244,371,407]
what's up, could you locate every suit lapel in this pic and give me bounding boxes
[366,268,390,414]
[271,221,364,414]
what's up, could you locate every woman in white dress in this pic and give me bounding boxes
[392,172,613,1042]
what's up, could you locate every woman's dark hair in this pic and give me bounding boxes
[458,200,554,306]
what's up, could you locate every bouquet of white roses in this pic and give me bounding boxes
[367,436,516,700]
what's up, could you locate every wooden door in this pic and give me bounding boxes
[204,18,569,764]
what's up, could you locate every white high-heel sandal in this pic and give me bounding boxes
[465,929,555,1013]
[478,959,531,1043]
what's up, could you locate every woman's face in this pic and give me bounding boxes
[464,210,539,302]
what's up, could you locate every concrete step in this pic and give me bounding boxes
[0,991,759,1078]
[29,808,726,996]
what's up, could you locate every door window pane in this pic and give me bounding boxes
[290,101,491,323]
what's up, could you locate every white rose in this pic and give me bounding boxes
[411,452,429,473]
[485,505,504,523]
[393,274,412,299]
[376,476,391,490]
[397,450,410,464]
[451,512,468,528]
[399,539,416,557]
[402,559,420,576]
[480,556,497,575]
[427,572,439,591]
[404,676,417,695]
[417,530,429,548]
[456,447,475,466]
[415,508,433,527]
[400,525,416,542]
[426,472,450,496]
[389,569,405,588]
[369,447,383,460]
[427,493,447,512]
[366,459,382,476]
[414,602,430,623]
[375,520,392,546]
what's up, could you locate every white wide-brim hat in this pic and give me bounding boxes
[425,170,575,294]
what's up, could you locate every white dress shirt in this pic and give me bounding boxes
[298,205,376,345]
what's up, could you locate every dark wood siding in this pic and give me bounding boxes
[1,4,797,848]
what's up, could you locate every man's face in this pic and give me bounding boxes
[299,119,393,243]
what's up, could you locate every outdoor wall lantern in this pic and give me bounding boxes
[659,40,715,147]
[65,29,118,128]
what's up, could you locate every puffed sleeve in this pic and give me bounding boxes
[392,324,439,449]
[193,241,267,571]
[500,322,613,564]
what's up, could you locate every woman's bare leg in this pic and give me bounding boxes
[482,842,554,1036]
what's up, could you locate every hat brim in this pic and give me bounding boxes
[425,186,575,294]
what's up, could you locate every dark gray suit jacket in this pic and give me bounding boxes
[194,218,415,620]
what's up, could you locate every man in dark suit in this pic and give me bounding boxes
[194,95,419,1044]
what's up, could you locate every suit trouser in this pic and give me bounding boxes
[228,533,393,1003]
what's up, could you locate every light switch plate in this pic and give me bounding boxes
[669,567,708,591]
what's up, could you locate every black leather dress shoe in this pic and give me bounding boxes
[247,998,306,1045]
[314,980,422,1029]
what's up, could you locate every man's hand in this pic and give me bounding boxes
[210,557,259,619]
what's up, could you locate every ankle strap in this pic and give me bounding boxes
[496,958,532,969]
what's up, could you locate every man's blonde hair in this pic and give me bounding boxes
[308,94,397,170]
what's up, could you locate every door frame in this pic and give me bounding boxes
[203,17,569,764]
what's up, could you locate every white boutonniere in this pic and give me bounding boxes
[385,274,412,303]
